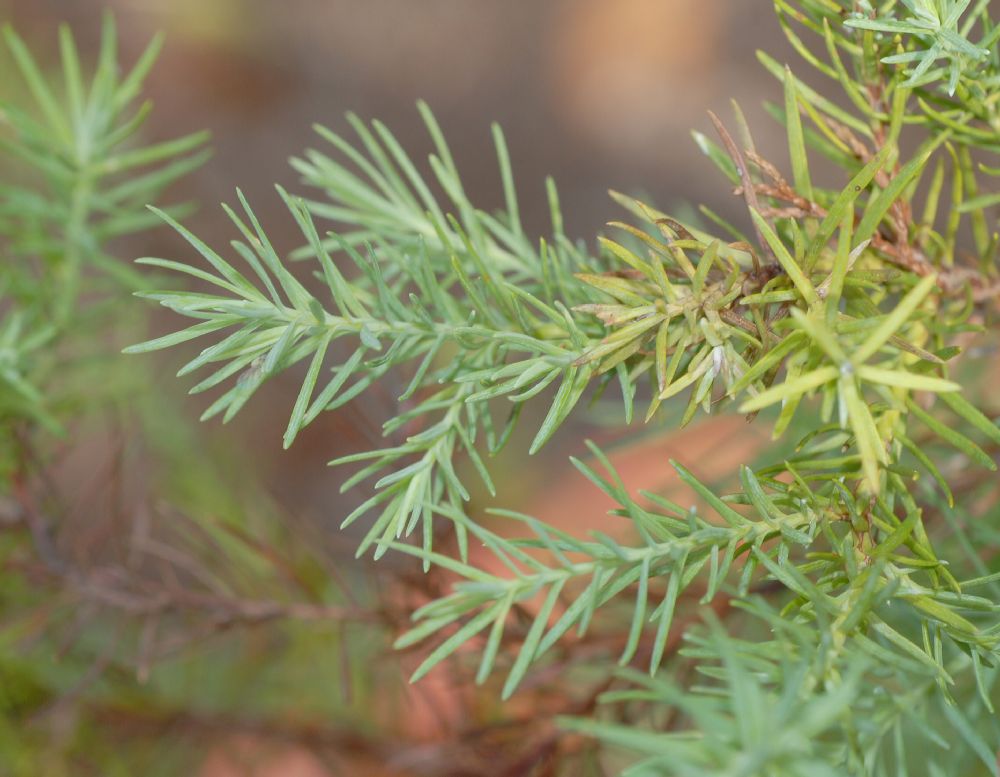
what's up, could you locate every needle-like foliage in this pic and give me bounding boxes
[1,14,208,472]
[111,0,1000,773]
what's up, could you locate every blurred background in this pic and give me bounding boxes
[0,2,811,776]
[6,0,790,233]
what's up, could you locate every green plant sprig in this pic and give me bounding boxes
[123,1,1000,772]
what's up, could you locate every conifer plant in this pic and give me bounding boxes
[6,1,1000,774]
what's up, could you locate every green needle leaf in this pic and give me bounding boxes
[750,209,820,306]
